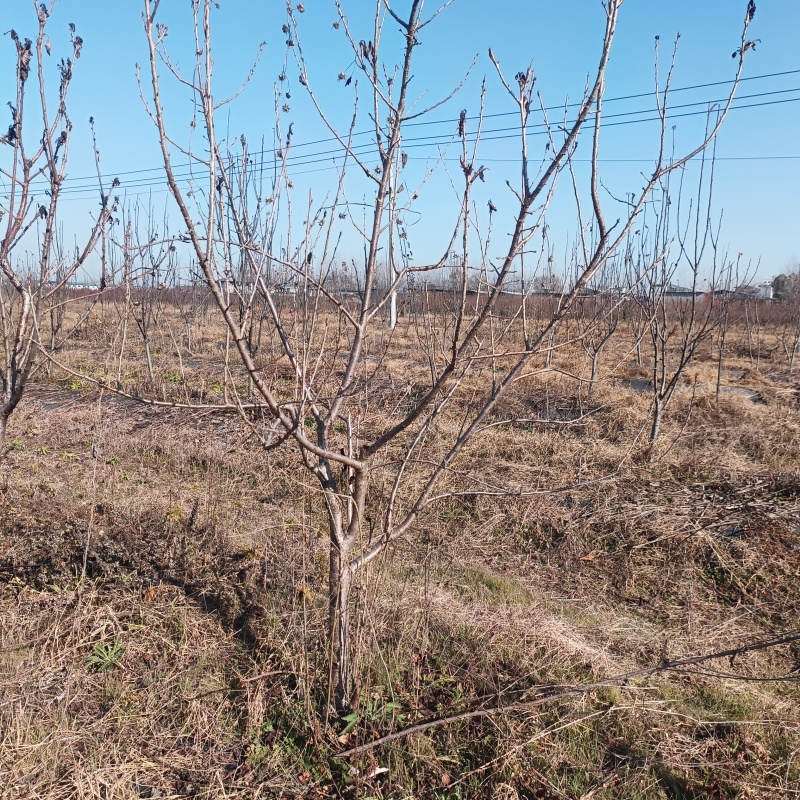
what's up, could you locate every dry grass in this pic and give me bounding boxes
[1,302,799,798]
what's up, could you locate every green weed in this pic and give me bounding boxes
[86,636,125,673]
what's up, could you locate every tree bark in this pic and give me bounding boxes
[590,350,601,395]
[715,328,727,406]
[329,534,353,714]
[649,397,663,445]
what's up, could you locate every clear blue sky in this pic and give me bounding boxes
[2,0,798,283]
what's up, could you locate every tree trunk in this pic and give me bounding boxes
[0,413,7,451]
[329,534,353,714]
[649,397,663,444]
[389,290,397,330]
[715,329,726,406]
[786,333,799,377]
[545,329,556,367]
[590,350,601,395]
[48,313,57,378]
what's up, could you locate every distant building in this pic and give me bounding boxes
[664,283,704,298]
[756,282,774,301]
[729,283,774,301]
[45,280,100,291]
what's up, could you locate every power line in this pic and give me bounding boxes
[58,151,800,202]
[51,92,800,201]
[51,93,800,199]
[404,68,800,127]
[21,67,800,192]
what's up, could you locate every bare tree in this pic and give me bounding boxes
[140,0,756,712]
[772,269,798,303]
[777,294,800,376]
[743,293,765,369]
[113,204,178,390]
[0,4,115,450]
[576,265,624,397]
[714,293,734,405]
[630,139,741,448]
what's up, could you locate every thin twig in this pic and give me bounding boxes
[337,630,800,757]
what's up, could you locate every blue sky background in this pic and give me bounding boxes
[2,0,798,284]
